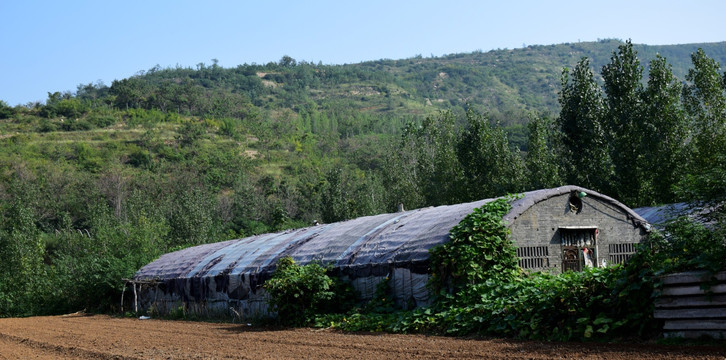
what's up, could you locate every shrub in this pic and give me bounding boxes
[55,98,88,118]
[60,118,93,131]
[652,217,726,275]
[127,148,151,168]
[176,121,206,147]
[36,118,58,132]
[87,114,117,128]
[265,257,354,325]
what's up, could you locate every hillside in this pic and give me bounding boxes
[108,39,726,124]
[1,39,724,229]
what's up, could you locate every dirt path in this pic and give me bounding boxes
[0,314,723,359]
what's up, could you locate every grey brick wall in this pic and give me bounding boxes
[508,193,647,273]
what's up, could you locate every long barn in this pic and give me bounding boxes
[132,185,650,318]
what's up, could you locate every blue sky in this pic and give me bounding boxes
[1,0,724,106]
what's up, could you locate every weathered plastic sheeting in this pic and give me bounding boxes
[636,205,676,225]
[135,199,491,283]
[390,268,432,307]
[349,276,386,301]
[137,239,238,280]
[139,271,425,318]
[134,199,492,316]
[139,284,270,319]
[345,270,430,307]
[633,203,688,227]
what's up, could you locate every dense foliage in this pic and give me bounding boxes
[429,197,520,295]
[264,257,357,325]
[0,40,724,318]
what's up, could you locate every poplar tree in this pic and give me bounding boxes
[383,111,463,210]
[641,54,687,204]
[457,109,525,200]
[557,58,612,194]
[679,49,726,203]
[602,40,646,205]
[525,113,562,190]
[683,49,726,175]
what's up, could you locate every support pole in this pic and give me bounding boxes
[121,280,127,312]
[133,281,138,314]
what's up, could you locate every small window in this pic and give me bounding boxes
[608,243,636,265]
[516,246,549,269]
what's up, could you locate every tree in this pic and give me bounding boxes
[388,111,464,208]
[678,49,726,205]
[231,173,268,235]
[601,40,646,205]
[110,78,147,110]
[525,113,562,190]
[417,112,464,205]
[279,55,297,68]
[321,167,384,223]
[76,81,109,108]
[683,48,726,176]
[456,109,525,200]
[0,182,49,316]
[167,187,219,247]
[0,100,14,119]
[641,55,687,204]
[382,133,427,212]
[557,58,612,193]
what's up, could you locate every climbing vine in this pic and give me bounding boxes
[429,196,520,298]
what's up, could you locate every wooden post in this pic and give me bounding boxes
[133,281,138,314]
[121,280,127,312]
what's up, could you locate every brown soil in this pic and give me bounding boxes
[0,314,723,359]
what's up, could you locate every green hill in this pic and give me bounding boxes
[105,39,726,124]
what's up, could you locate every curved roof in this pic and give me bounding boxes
[134,185,648,281]
[506,185,648,227]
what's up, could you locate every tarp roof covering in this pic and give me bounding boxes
[633,203,690,228]
[634,202,722,230]
[135,185,647,281]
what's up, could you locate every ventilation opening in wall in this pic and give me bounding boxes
[608,243,636,265]
[568,193,583,213]
[516,246,549,270]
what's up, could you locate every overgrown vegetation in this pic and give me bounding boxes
[310,197,721,341]
[264,257,356,326]
[429,197,520,295]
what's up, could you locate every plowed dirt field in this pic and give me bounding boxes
[0,314,723,359]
